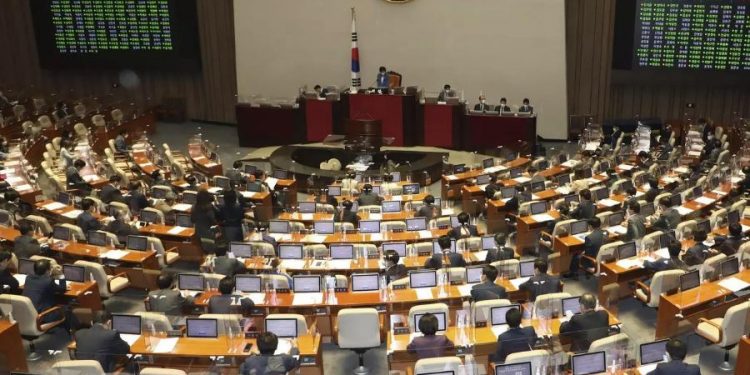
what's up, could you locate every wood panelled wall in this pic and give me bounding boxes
[0,0,237,123]
[566,0,750,127]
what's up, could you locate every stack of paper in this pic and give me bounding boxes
[152,337,179,353]
[172,203,192,211]
[694,196,716,205]
[264,177,279,190]
[245,293,266,305]
[43,202,67,210]
[61,210,83,219]
[102,250,129,260]
[616,258,643,269]
[292,293,323,305]
[457,284,473,297]
[675,206,694,216]
[599,199,621,207]
[167,226,188,235]
[718,277,750,293]
[513,176,531,184]
[445,175,458,181]
[491,324,510,337]
[304,234,327,243]
[280,259,306,270]
[121,334,140,346]
[608,225,627,235]
[474,251,488,262]
[530,214,554,222]
[510,277,530,289]
[617,164,634,170]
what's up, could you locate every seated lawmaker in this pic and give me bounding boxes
[357,184,382,206]
[471,265,507,301]
[105,209,140,244]
[14,221,42,259]
[208,277,254,314]
[148,272,192,316]
[425,235,467,268]
[485,232,515,263]
[496,97,511,113]
[212,245,246,277]
[100,175,125,204]
[518,259,560,301]
[23,259,67,326]
[225,161,247,186]
[335,200,360,226]
[74,310,131,373]
[646,338,701,375]
[77,199,102,241]
[518,98,533,114]
[383,249,407,284]
[567,217,606,278]
[643,240,689,273]
[651,197,680,231]
[407,313,455,359]
[474,95,491,112]
[416,195,439,222]
[559,293,609,352]
[683,229,710,267]
[448,212,478,239]
[713,222,743,256]
[66,159,93,193]
[241,332,300,375]
[493,307,537,362]
[437,84,454,102]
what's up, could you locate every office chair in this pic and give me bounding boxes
[336,308,381,375]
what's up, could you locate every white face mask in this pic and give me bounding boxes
[480,100,485,104]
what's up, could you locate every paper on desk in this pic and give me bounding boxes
[246,293,266,305]
[102,250,128,260]
[491,324,510,337]
[530,214,554,222]
[207,187,223,194]
[732,176,744,183]
[264,177,279,190]
[712,189,728,196]
[43,202,67,210]
[718,277,750,293]
[329,259,352,269]
[484,166,507,174]
[555,187,571,195]
[441,208,455,216]
[152,337,179,353]
[599,199,620,207]
[300,213,314,221]
[474,251,488,262]
[457,284,473,297]
[240,191,257,199]
[513,177,531,184]
[167,226,188,235]
[275,339,293,355]
[391,195,403,201]
[269,233,292,242]
[531,194,541,200]
[673,167,689,174]
[121,334,140,346]
[180,290,202,298]
[608,225,627,235]
[172,203,192,211]
[638,364,658,374]
[309,260,327,269]
[694,196,716,205]
[292,293,323,305]
[561,160,579,168]
[61,210,83,219]
[369,233,383,242]
[617,164,634,171]
[82,175,99,182]
[14,184,32,192]
[572,234,587,242]
[304,234,327,243]
[510,277,530,289]
[281,260,306,270]
[13,274,26,286]
[616,258,643,269]
[418,230,433,239]
[205,162,218,167]
[445,175,457,181]
[675,206,694,216]
[415,288,433,299]
[368,213,382,220]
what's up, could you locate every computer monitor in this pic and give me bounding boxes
[509,168,522,178]
[564,194,580,205]
[330,244,354,259]
[530,181,546,193]
[176,214,192,228]
[57,191,71,205]
[728,210,740,226]
[617,241,637,260]
[720,256,740,278]
[390,171,401,183]
[313,220,335,234]
[641,202,655,217]
[670,193,682,207]
[530,201,547,215]
[186,318,218,338]
[359,220,380,234]
[481,235,497,250]
[432,238,456,254]
[327,185,341,197]
[87,231,107,246]
[537,160,550,170]
[569,220,588,236]
[482,158,495,169]
[235,275,262,293]
[640,339,669,365]
[182,191,197,205]
[500,187,516,199]
[52,226,71,241]
[177,274,205,291]
[151,187,167,199]
[693,186,703,198]
[112,314,141,335]
[696,219,711,234]
[490,304,521,326]
[466,266,484,284]
[557,174,571,186]
[215,177,230,190]
[608,211,625,227]
[382,201,401,213]
[599,161,611,173]
[292,275,321,293]
[244,164,257,174]
[562,296,582,315]
[495,363,532,375]
[558,154,568,163]
[18,258,34,275]
[265,318,298,338]
[279,244,303,259]
[140,209,159,224]
[230,242,254,258]
[403,183,420,195]
[269,220,290,234]
[620,180,634,192]
[413,312,446,333]
[382,242,407,257]
[273,170,289,179]
[519,260,535,278]
[680,270,700,291]
[409,270,437,288]
[351,273,380,292]
[371,185,382,195]
[62,264,86,282]
[450,216,460,228]
[127,236,148,251]
[581,168,593,179]
[571,351,606,375]
[592,187,609,201]
[246,182,262,192]
[406,217,427,231]
[659,231,674,248]
[453,164,467,174]
[476,174,491,185]
[298,202,317,214]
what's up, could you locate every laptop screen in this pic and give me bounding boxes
[466,266,483,284]
[564,194,580,205]
[330,244,354,259]
[235,275,262,293]
[18,258,34,275]
[570,220,588,235]
[292,275,321,293]
[641,202,655,217]
[351,273,380,292]
[608,211,625,227]
[640,339,669,365]
[359,220,381,234]
[371,185,382,196]
[617,242,637,259]
[182,191,197,205]
[230,242,253,258]
[481,235,496,250]
[557,174,571,185]
[510,168,522,178]
[269,220,290,234]
[453,164,467,174]
[403,183,420,195]
[127,236,148,251]
[670,193,682,207]
[62,265,86,282]
[483,158,495,168]
[680,270,700,291]
[244,164,257,174]
[409,270,437,288]
[273,170,289,179]
[57,191,71,205]
[87,231,107,246]
[495,363,532,375]
[176,214,192,228]
[112,314,141,335]
[298,202,317,214]
[696,219,711,234]
[265,318,298,338]
[382,242,407,257]
[519,260,535,278]
[720,257,739,278]
[500,187,516,199]
[406,217,427,231]
[279,244,303,259]
[327,185,341,197]
[382,201,401,213]
[186,318,218,338]
[476,174,491,185]
[728,210,740,226]
[314,220,335,234]
[53,226,71,241]
[592,187,609,201]
[414,312,446,333]
[530,181,546,193]
[571,351,606,375]
[215,177,230,190]
[562,296,582,316]
[450,216,460,228]
[178,274,205,291]
[490,304,521,326]
[530,201,547,215]
[140,210,159,224]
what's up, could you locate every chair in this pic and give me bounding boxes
[635,269,685,308]
[25,215,52,235]
[0,209,13,227]
[700,254,726,281]
[304,244,329,258]
[73,123,89,140]
[589,333,630,365]
[288,221,305,233]
[199,313,242,335]
[436,267,466,284]
[457,237,481,251]
[38,115,54,129]
[413,357,462,375]
[710,208,727,229]
[358,205,381,215]
[139,368,187,375]
[334,222,355,233]
[408,303,449,332]
[739,242,750,267]
[505,349,551,371]
[353,243,378,258]
[582,241,622,275]
[675,220,697,240]
[146,236,180,267]
[316,203,335,214]
[261,274,290,289]
[250,241,276,256]
[407,242,433,256]
[50,360,105,375]
[91,114,106,127]
[109,201,131,217]
[141,207,165,225]
[133,311,172,332]
[432,216,452,228]
[549,219,576,238]
[74,260,130,298]
[695,301,750,371]
[60,224,86,242]
[472,299,511,323]
[491,259,520,279]
[0,294,65,360]
[265,314,308,336]
[336,308,381,375]
[381,221,406,232]
[641,231,663,250]
[533,292,572,317]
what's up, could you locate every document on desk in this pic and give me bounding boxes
[694,196,716,205]
[275,339,293,355]
[491,324,510,337]
[513,177,531,184]
[712,189,728,196]
[617,164,634,170]
[167,226,188,235]
[718,277,750,293]
[102,250,128,260]
[616,258,643,269]
[246,293,266,305]
[152,337,179,353]
[293,293,323,305]
[418,230,433,239]
[445,175,457,181]
[598,199,621,207]
[390,195,403,201]
[369,233,383,242]
[13,274,26,286]
[269,233,292,242]
[530,214,554,223]
[309,260,327,269]
[14,184,32,192]
[280,260,306,270]
[207,187,223,194]
[561,160,580,168]
[638,364,658,374]
[474,251,488,262]
[329,259,352,269]
[368,213,382,220]
[509,277,530,289]
[43,202,67,211]
[675,206,694,216]
[121,334,140,346]
[300,213,315,221]
[415,288,433,300]
[61,209,83,219]
[484,166,507,174]
[172,203,192,212]
[304,234,327,243]
[457,284,473,297]
[608,225,627,235]
[239,191,257,199]
[264,177,279,190]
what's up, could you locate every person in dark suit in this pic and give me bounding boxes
[100,175,125,204]
[127,182,149,214]
[192,190,219,240]
[213,245,245,277]
[559,293,609,352]
[493,307,537,362]
[437,84,454,102]
[23,259,66,323]
[416,195,439,222]
[502,186,523,215]
[240,332,300,375]
[356,185,382,207]
[518,259,560,301]
[218,190,245,242]
[625,201,647,242]
[13,221,42,259]
[518,98,533,114]
[74,310,131,373]
[495,98,511,113]
[105,209,140,244]
[571,189,595,220]
[683,230,710,267]
[644,178,661,203]
[474,95,491,112]
[471,265,507,301]
[226,161,247,186]
[643,240,689,273]
[148,273,192,316]
[334,200,360,226]
[425,235,467,268]
[383,250,407,284]
[375,66,389,90]
[208,277,254,314]
[66,159,93,193]
[407,313,455,359]
[567,217,606,278]
[715,222,743,256]
[646,338,701,375]
[0,251,20,295]
[77,199,102,240]
[114,131,129,153]
[448,212,479,239]
[486,232,515,263]
[652,197,681,231]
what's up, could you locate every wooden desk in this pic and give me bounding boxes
[0,320,28,373]
[2,147,41,204]
[515,211,561,256]
[265,228,451,245]
[441,157,530,200]
[655,269,750,339]
[140,224,202,263]
[188,142,223,177]
[737,336,750,375]
[278,210,416,223]
[463,113,537,152]
[64,280,104,311]
[131,149,162,177]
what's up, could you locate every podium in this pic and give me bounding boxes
[345,118,382,154]
[302,98,342,142]
[463,113,537,152]
[419,103,464,148]
[343,93,417,146]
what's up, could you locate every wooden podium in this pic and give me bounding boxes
[345,119,382,154]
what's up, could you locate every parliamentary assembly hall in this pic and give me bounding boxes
[0,0,748,374]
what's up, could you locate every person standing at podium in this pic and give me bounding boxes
[437,84,454,102]
[518,98,534,114]
[496,98,511,113]
[376,66,389,90]
[473,95,490,112]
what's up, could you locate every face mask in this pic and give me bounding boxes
[480,100,485,104]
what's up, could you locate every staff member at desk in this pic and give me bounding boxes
[518,259,560,302]
[66,159,93,194]
[646,338,701,375]
[471,265,507,301]
[474,95,491,112]
[383,249,407,283]
[357,184,382,206]
[448,212,478,239]
[0,251,20,294]
[208,276,254,314]
[74,310,131,373]
[105,209,140,244]
[559,293,608,352]
[486,232,515,263]
[77,199,102,241]
[492,307,537,362]
[426,235,467,268]
[241,332,300,375]
[437,84,454,102]
[518,98,533,114]
[14,221,43,259]
[376,66,389,90]
[407,313,455,359]
[148,273,192,316]
[24,259,75,331]
[496,97,511,113]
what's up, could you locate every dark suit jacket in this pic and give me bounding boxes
[683,243,709,267]
[357,193,382,207]
[114,135,128,153]
[494,326,537,362]
[334,209,360,226]
[652,208,680,231]
[74,324,130,372]
[208,294,254,314]
[416,204,438,222]
[518,105,534,114]
[77,211,102,239]
[23,274,65,313]
[100,184,124,204]
[148,289,188,316]
[473,103,491,111]
[240,352,300,375]
[583,229,606,258]
[213,256,245,277]
[127,191,149,213]
[66,168,92,193]
[643,257,689,272]
[495,104,511,113]
[407,334,454,359]
[0,269,20,295]
[426,253,467,268]
[572,200,595,220]
[470,280,507,301]
[559,310,609,352]
[384,264,407,283]
[485,247,515,263]
[105,219,140,244]
[13,234,41,259]
[646,360,701,375]
[518,274,560,301]
[718,235,742,256]
[448,224,479,239]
